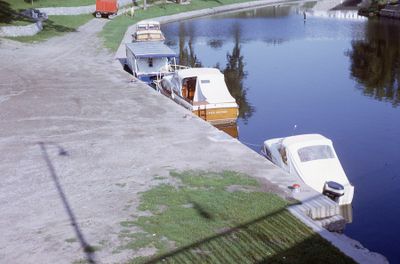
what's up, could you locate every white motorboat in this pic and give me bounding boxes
[262,134,354,205]
[156,68,239,124]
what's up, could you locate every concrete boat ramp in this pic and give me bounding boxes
[0,5,387,264]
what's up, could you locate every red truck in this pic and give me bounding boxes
[95,0,118,19]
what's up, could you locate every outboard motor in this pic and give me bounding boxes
[323,181,345,202]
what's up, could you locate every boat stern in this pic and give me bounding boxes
[338,184,354,205]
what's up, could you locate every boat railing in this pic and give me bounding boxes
[153,64,190,91]
[169,64,190,71]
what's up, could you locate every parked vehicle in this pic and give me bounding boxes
[262,134,354,205]
[95,0,118,19]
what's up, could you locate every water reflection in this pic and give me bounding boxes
[347,19,400,107]
[217,4,293,19]
[214,123,239,138]
[178,23,203,67]
[207,39,224,49]
[168,22,254,122]
[306,10,366,20]
[221,24,254,122]
[162,5,400,261]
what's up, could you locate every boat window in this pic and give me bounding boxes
[264,146,272,160]
[298,145,335,162]
[148,58,153,67]
[279,147,287,165]
[201,80,210,84]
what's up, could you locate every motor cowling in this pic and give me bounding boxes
[323,181,345,202]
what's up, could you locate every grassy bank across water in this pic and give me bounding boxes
[2,0,94,10]
[118,171,356,263]
[101,0,263,51]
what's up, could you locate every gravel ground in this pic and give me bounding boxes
[0,18,287,264]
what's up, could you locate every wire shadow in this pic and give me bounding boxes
[38,142,96,264]
[144,193,351,264]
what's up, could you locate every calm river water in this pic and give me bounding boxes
[162,2,400,262]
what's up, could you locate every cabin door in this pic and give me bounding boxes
[182,77,197,102]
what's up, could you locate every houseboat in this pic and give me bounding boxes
[132,21,165,42]
[262,134,354,205]
[125,42,177,83]
[156,68,239,124]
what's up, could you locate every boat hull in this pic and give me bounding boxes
[157,84,238,125]
[192,107,238,125]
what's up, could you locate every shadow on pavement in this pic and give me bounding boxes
[38,142,96,264]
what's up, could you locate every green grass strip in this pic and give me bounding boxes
[2,0,94,10]
[118,170,356,264]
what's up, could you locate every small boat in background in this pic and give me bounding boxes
[132,21,165,42]
[156,68,239,125]
[262,134,354,205]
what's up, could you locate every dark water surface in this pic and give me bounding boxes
[162,3,400,263]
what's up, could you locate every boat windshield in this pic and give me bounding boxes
[297,145,335,162]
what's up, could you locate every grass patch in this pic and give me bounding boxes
[65,237,77,243]
[120,170,356,264]
[0,0,36,26]
[2,0,94,10]
[0,19,32,26]
[128,256,152,264]
[0,0,93,29]
[172,170,259,188]
[101,0,258,51]
[121,232,168,251]
[120,220,137,228]
[10,14,93,42]
[116,182,127,187]
[153,175,167,180]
